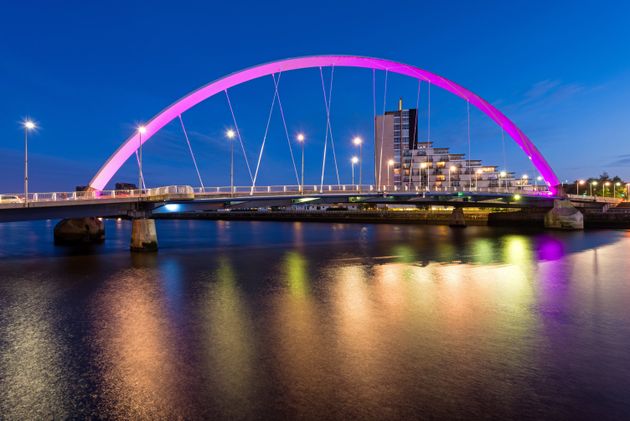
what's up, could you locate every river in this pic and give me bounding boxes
[1,220,629,419]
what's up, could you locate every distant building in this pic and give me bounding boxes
[375,100,523,191]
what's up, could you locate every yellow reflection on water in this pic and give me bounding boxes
[201,256,256,416]
[284,251,309,298]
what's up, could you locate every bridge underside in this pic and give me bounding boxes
[0,192,558,223]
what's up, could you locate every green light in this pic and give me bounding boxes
[513,194,521,201]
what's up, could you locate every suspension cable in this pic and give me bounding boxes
[378,69,389,187]
[177,115,205,189]
[272,73,301,185]
[318,67,329,190]
[467,100,471,190]
[412,80,421,190]
[319,67,341,185]
[225,90,253,183]
[251,73,280,192]
[372,69,377,185]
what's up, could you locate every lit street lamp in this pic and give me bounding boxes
[353,137,363,190]
[387,159,394,188]
[297,133,305,193]
[604,181,610,197]
[226,129,236,195]
[448,165,457,191]
[590,181,598,196]
[615,181,621,198]
[23,120,36,206]
[137,125,147,193]
[500,170,507,191]
[351,156,359,186]
[577,179,585,195]
[536,175,542,191]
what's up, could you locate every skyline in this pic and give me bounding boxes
[2,0,630,192]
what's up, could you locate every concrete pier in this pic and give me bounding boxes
[54,217,105,244]
[544,199,584,230]
[130,218,158,252]
[448,208,467,228]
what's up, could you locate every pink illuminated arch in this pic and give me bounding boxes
[89,55,559,191]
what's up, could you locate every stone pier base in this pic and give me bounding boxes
[544,199,584,230]
[54,217,105,245]
[448,208,467,228]
[130,218,158,252]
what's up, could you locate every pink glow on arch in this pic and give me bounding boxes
[89,55,560,192]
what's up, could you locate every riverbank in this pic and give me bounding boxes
[153,209,630,229]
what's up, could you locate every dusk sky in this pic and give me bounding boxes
[2,0,630,192]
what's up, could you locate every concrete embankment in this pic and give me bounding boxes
[155,210,496,226]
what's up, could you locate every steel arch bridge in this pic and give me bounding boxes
[89,55,559,194]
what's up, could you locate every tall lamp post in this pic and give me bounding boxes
[536,176,542,191]
[448,165,457,191]
[23,120,36,206]
[521,174,529,191]
[604,181,610,197]
[226,129,236,196]
[577,179,585,195]
[297,133,305,193]
[615,182,621,198]
[590,181,597,196]
[353,137,363,191]
[137,125,147,193]
[387,159,394,189]
[351,156,359,186]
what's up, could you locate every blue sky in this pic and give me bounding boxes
[1,0,629,191]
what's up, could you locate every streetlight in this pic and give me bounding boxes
[615,182,621,198]
[448,165,457,191]
[500,170,507,191]
[475,168,482,191]
[577,179,585,195]
[353,137,363,190]
[137,125,147,193]
[521,174,528,191]
[604,181,610,197]
[536,175,542,191]
[590,180,598,196]
[297,133,305,193]
[351,156,359,186]
[23,120,36,206]
[387,159,394,188]
[226,129,236,195]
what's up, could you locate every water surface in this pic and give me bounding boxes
[1,220,629,419]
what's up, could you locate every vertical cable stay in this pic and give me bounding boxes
[271,73,301,185]
[134,151,146,189]
[427,82,431,142]
[251,73,280,192]
[224,90,253,183]
[318,67,329,190]
[378,69,389,187]
[319,67,341,186]
[178,115,205,189]
[412,80,421,190]
[467,100,471,190]
[501,128,507,173]
[372,69,377,185]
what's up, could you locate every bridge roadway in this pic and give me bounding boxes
[0,184,608,223]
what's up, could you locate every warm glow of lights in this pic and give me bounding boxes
[226,129,236,139]
[579,180,585,185]
[476,169,482,174]
[24,120,36,130]
[351,156,359,164]
[296,133,305,142]
[137,125,147,134]
[352,136,362,146]
[592,181,598,186]
[604,181,611,186]
[449,165,457,172]
[522,174,528,179]
[420,162,427,169]
[513,194,522,200]
[500,171,507,177]
[537,176,542,181]
[387,159,394,166]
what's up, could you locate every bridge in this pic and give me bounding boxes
[2,55,600,250]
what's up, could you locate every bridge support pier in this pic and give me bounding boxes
[54,217,105,245]
[130,218,158,252]
[448,208,467,228]
[544,199,583,230]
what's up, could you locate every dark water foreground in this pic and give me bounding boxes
[1,220,630,419]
